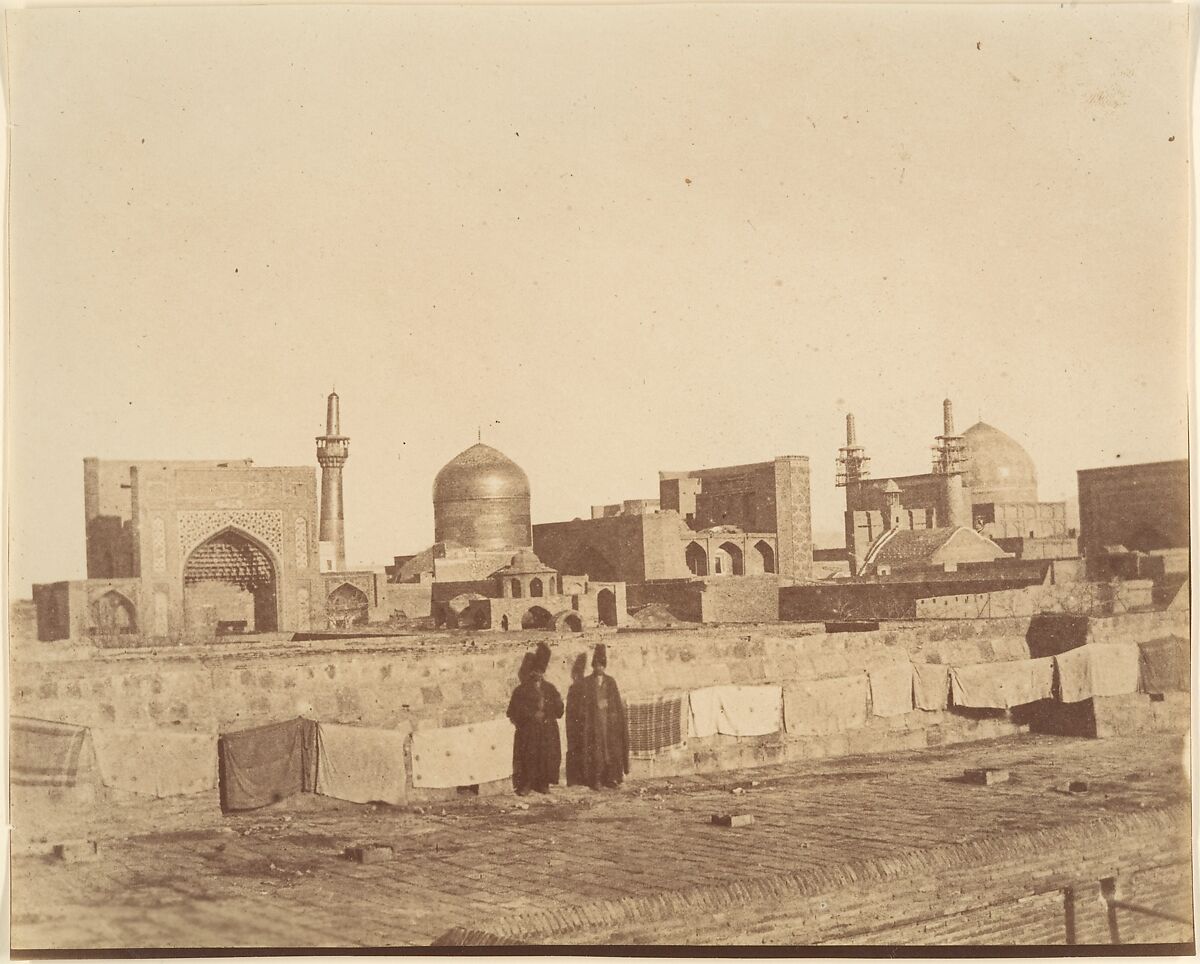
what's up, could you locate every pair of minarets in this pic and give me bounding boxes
[837,398,970,529]
[315,391,349,571]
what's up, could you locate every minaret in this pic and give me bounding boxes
[838,412,872,574]
[931,397,969,528]
[316,391,349,571]
[836,412,870,489]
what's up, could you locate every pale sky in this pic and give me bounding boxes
[5,3,1191,596]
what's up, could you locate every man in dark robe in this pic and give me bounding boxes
[574,644,629,790]
[506,642,563,795]
[564,653,589,786]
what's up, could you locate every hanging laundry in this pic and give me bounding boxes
[315,723,409,805]
[410,717,512,789]
[1054,644,1140,703]
[10,717,91,787]
[626,695,685,757]
[687,685,781,738]
[1138,637,1190,694]
[913,664,951,711]
[869,663,915,717]
[218,718,318,813]
[90,728,217,797]
[950,657,1054,709]
[783,676,869,736]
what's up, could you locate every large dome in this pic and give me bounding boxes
[963,422,1038,505]
[432,443,532,549]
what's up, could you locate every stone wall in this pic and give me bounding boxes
[10,609,1188,803]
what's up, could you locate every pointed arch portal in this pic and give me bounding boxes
[183,527,278,634]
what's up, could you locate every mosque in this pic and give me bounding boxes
[838,399,1076,576]
[28,391,1082,641]
[388,442,627,632]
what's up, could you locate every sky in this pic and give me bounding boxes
[5,2,1191,596]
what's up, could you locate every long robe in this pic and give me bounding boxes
[574,673,629,788]
[506,677,564,792]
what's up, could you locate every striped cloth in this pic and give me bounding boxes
[11,717,92,787]
[626,695,685,758]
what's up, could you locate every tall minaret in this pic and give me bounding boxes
[836,412,870,490]
[931,397,969,528]
[316,390,349,571]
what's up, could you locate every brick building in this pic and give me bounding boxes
[532,455,813,587]
[1077,460,1190,578]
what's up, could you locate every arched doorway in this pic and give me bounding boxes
[716,541,744,576]
[327,582,369,629]
[754,540,776,574]
[529,577,544,598]
[92,590,136,635]
[597,588,618,627]
[183,528,278,634]
[685,542,708,576]
[521,606,553,630]
[554,611,584,633]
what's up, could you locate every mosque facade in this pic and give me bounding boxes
[31,393,429,642]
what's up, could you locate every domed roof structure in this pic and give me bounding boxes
[433,443,532,550]
[963,422,1038,505]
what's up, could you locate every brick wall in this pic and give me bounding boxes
[699,575,780,623]
[915,579,1156,620]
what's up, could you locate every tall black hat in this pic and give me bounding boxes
[533,641,552,675]
[592,643,608,668]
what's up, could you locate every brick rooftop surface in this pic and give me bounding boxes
[9,732,1191,949]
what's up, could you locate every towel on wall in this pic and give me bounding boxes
[410,716,512,789]
[783,676,869,736]
[1055,644,1140,703]
[626,695,685,757]
[869,663,915,717]
[10,717,92,787]
[1138,637,1190,694]
[315,722,409,805]
[950,657,1054,709]
[218,718,318,813]
[90,728,217,798]
[913,664,951,711]
[687,685,782,738]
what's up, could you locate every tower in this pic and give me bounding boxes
[836,413,871,490]
[931,398,970,528]
[316,391,349,571]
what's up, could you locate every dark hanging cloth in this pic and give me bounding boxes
[218,718,318,813]
[575,673,630,788]
[506,679,564,792]
[1138,637,1190,694]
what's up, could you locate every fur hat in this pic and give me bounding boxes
[532,641,552,675]
[592,643,608,668]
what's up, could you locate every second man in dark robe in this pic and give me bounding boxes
[572,643,629,790]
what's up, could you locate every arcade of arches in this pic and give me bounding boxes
[182,528,278,634]
[685,538,777,577]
